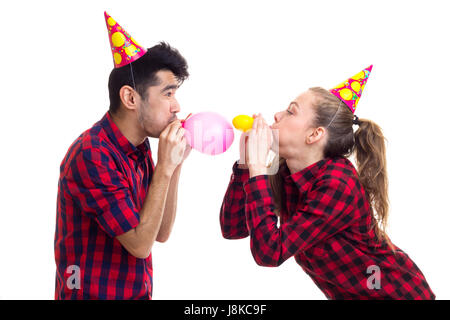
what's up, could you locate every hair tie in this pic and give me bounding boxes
[353,115,361,126]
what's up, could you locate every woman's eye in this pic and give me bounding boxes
[166,92,173,97]
[286,109,293,115]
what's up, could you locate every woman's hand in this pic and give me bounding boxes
[237,133,249,169]
[247,114,272,178]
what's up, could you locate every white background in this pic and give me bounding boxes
[0,0,449,300]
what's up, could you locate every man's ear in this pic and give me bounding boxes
[306,126,326,145]
[119,85,139,111]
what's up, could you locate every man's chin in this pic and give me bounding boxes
[148,120,177,138]
[145,128,162,139]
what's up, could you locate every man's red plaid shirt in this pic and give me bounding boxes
[55,112,154,299]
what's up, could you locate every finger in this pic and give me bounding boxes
[263,122,270,135]
[159,122,171,138]
[259,114,266,128]
[161,119,179,138]
[267,127,273,146]
[270,127,279,152]
[180,136,187,149]
[259,114,265,128]
[168,120,182,138]
[245,133,252,164]
[175,127,185,141]
[251,130,261,166]
[265,127,272,148]
[246,130,253,148]
[252,114,260,130]
[261,116,268,127]
[257,115,265,135]
[239,133,245,149]
[177,135,186,151]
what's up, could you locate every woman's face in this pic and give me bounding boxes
[270,90,319,159]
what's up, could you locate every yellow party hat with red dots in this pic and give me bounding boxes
[104,11,147,68]
[329,65,373,113]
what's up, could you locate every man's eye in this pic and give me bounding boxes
[286,109,293,115]
[166,92,172,97]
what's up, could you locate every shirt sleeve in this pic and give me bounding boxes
[219,161,251,239]
[243,175,357,267]
[64,147,140,238]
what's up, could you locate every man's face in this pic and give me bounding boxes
[137,70,181,138]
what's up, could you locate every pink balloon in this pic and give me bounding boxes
[182,112,234,155]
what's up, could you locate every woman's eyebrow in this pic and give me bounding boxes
[289,101,300,109]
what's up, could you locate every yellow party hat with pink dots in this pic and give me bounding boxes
[329,65,373,113]
[104,11,147,68]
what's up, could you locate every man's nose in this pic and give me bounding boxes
[172,99,181,113]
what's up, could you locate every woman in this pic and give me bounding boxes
[220,66,435,299]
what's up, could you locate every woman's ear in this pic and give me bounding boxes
[119,85,138,111]
[306,127,326,145]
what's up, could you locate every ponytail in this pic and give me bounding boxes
[354,119,394,250]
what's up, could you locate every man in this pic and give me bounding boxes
[54,13,190,299]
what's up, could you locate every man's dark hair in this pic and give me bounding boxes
[108,42,189,113]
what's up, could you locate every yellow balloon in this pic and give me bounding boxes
[232,115,254,132]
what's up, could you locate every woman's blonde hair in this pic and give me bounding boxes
[269,87,394,250]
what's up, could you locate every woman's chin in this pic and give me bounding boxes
[276,148,286,159]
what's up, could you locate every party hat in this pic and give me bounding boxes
[329,65,373,113]
[104,11,147,68]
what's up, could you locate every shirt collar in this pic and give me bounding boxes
[100,112,150,160]
[285,157,330,192]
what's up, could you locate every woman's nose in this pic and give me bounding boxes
[274,112,281,123]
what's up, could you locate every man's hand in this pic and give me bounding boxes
[116,121,190,258]
[153,123,191,243]
[157,120,187,175]
[181,143,192,163]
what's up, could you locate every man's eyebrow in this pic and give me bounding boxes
[160,84,179,93]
